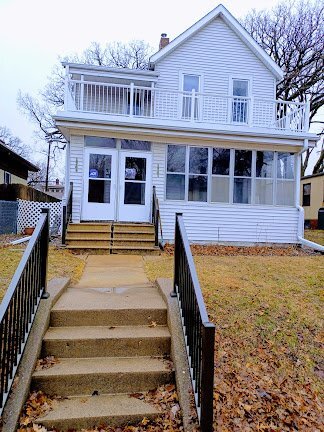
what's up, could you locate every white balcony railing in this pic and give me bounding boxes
[65,79,309,133]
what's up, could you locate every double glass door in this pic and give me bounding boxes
[82,148,152,222]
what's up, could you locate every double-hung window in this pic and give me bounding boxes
[166,145,186,200]
[276,152,295,206]
[233,150,252,204]
[211,148,230,203]
[188,147,208,202]
[255,151,274,205]
[4,171,11,185]
[232,79,249,123]
[302,183,311,206]
[182,74,200,120]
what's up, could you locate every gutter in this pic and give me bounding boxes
[296,139,324,253]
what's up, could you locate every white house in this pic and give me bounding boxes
[55,4,317,247]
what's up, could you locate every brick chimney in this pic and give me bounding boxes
[159,33,169,50]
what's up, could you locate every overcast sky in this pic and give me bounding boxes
[0,0,321,175]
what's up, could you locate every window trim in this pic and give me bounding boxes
[229,75,252,125]
[179,71,204,121]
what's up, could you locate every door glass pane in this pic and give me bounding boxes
[256,151,274,178]
[189,175,207,202]
[189,147,208,174]
[89,154,111,178]
[233,178,251,204]
[167,145,186,173]
[234,150,252,176]
[124,157,146,181]
[212,148,230,175]
[124,182,145,205]
[166,174,185,200]
[88,179,111,203]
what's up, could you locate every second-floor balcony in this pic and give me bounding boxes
[63,74,310,135]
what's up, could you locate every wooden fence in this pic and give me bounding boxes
[0,184,60,203]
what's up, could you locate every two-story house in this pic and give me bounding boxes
[55,4,317,249]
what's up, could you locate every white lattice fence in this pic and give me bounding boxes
[17,199,62,234]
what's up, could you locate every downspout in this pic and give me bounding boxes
[296,139,324,253]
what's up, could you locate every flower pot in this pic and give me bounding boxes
[24,227,35,236]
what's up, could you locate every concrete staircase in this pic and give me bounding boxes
[32,256,173,430]
[65,222,159,254]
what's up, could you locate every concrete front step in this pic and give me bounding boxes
[42,325,171,358]
[51,286,167,327]
[32,356,173,397]
[35,393,160,431]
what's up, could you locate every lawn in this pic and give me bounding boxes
[305,229,324,246]
[0,244,85,303]
[145,253,324,431]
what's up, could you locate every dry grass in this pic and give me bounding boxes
[145,254,324,430]
[0,245,85,303]
[305,229,324,246]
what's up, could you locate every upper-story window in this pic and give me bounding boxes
[4,171,11,185]
[232,79,249,123]
[182,74,200,120]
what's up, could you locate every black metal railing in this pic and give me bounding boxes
[172,212,215,432]
[152,186,164,248]
[0,208,50,414]
[62,182,73,245]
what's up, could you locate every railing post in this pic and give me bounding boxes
[150,83,155,117]
[62,205,67,245]
[130,83,134,117]
[200,322,215,432]
[80,75,84,111]
[304,101,310,132]
[248,96,254,126]
[190,89,196,122]
[64,64,69,111]
[41,208,50,299]
[172,212,182,297]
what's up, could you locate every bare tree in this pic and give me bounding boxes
[243,0,324,174]
[0,126,30,158]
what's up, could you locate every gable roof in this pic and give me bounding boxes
[149,4,284,81]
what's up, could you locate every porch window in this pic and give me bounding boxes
[85,136,116,148]
[276,152,295,206]
[166,145,186,200]
[211,148,230,203]
[255,151,274,205]
[4,171,11,185]
[182,74,200,120]
[188,147,208,202]
[121,140,151,151]
[233,150,252,204]
[232,79,249,123]
[302,183,311,206]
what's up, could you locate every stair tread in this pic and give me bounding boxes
[52,287,167,311]
[111,246,159,250]
[36,393,159,424]
[66,245,111,249]
[44,325,171,341]
[33,356,170,377]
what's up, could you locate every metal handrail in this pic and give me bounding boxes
[172,212,215,431]
[0,208,50,414]
[62,182,73,245]
[152,186,164,248]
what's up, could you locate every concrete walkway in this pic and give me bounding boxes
[34,255,173,430]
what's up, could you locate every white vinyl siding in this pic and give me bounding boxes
[69,134,85,222]
[152,142,299,244]
[155,16,275,101]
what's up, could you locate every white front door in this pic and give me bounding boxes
[118,152,152,222]
[82,148,117,220]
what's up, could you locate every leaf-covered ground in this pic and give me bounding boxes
[145,253,324,431]
[0,239,85,302]
[304,229,324,246]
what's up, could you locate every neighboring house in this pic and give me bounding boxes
[33,179,65,200]
[0,139,39,185]
[55,4,317,245]
[300,173,324,229]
